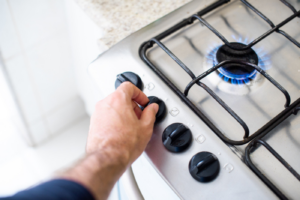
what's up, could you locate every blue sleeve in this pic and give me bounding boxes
[0,179,95,200]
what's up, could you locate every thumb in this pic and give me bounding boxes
[140,103,159,127]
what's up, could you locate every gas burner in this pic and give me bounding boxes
[204,41,266,95]
[216,42,258,85]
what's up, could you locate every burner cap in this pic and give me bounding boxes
[216,42,258,83]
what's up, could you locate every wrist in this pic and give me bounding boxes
[91,146,130,170]
[61,148,129,200]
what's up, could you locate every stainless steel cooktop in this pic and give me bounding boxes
[89,0,300,199]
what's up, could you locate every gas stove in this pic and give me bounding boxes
[88,0,300,199]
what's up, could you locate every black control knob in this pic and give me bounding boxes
[115,72,143,91]
[145,96,166,124]
[189,152,220,183]
[162,123,192,153]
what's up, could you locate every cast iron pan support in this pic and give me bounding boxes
[191,8,300,50]
[140,41,291,146]
[139,1,298,199]
[151,38,250,139]
[240,0,300,48]
[184,60,291,108]
[245,99,300,200]
[139,0,293,145]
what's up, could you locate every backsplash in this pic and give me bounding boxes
[0,0,86,146]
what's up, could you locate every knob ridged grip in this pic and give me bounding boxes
[115,72,143,91]
[189,152,220,183]
[162,123,192,153]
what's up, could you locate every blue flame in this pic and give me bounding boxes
[253,46,271,71]
[206,35,271,86]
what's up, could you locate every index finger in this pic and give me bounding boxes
[117,82,149,106]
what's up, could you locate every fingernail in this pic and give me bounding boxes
[152,103,159,113]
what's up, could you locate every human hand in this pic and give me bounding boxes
[61,82,158,200]
[87,82,159,166]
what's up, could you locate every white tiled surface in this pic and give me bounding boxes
[0,1,120,199]
[26,31,77,114]
[28,118,49,145]
[46,97,86,136]
[64,0,105,116]
[0,116,89,196]
[0,0,21,60]
[1,0,120,198]
[5,55,43,123]
[31,117,89,175]
[0,0,87,146]
[0,153,42,196]
[0,112,119,200]
[0,113,28,166]
[0,89,86,195]
[7,0,66,50]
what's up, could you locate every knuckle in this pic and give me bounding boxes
[115,89,128,100]
[120,82,133,90]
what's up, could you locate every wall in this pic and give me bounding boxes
[0,0,86,146]
[64,0,105,116]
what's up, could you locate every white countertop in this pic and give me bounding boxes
[75,0,192,48]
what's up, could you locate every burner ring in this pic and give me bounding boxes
[216,42,259,83]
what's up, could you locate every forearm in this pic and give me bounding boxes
[61,83,157,200]
[2,83,156,200]
[61,147,129,200]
